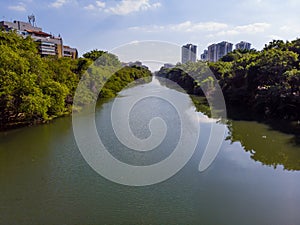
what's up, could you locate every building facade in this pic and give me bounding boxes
[63,45,78,59]
[0,19,77,59]
[0,20,42,32]
[181,44,197,64]
[207,41,233,62]
[235,41,251,50]
[200,49,208,61]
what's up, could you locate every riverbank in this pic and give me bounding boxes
[156,38,300,121]
[0,31,152,131]
[1,77,300,224]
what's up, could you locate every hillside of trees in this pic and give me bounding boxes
[156,39,300,121]
[0,31,152,130]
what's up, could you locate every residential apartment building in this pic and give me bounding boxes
[0,19,77,59]
[207,41,233,62]
[200,49,208,61]
[235,41,251,50]
[0,20,42,32]
[181,44,197,64]
[63,45,78,59]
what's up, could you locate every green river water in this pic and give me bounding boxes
[0,77,299,224]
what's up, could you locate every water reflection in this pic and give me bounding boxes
[156,76,300,171]
[1,76,300,224]
[226,120,300,171]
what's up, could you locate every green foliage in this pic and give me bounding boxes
[82,49,107,61]
[0,31,76,127]
[100,66,152,97]
[74,64,152,107]
[0,31,152,129]
[210,39,300,120]
[76,58,93,77]
[156,61,216,96]
[94,52,121,67]
[157,39,300,120]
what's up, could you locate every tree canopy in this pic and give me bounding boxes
[210,39,300,120]
[0,32,152,129]
[157,39,300,121]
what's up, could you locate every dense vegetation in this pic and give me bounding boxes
[0,31,152,129]
[157,39,300,121]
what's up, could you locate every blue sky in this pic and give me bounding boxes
[1,0,300,56]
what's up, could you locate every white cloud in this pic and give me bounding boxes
[280,25,300,34]
[152,2,161,8]
[129,22,270,36]
[95,0,106,8]
[84,4,96,11]
[129,21,228,33]
[8,2,26,11]
[268,35,284,40]
[106,0,161,15]
[214,23,270,36]
[50,0,68,8]
[170,21,228,32]
[84,0,105,11]
[129,21,271,49]
[129,25,164,32]
[234,23,270,33]
[215,30,239,36]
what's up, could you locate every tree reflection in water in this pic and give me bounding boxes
[226,120,300,171]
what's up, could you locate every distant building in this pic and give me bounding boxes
[235,41,251,50]
[207,44,217,62]
[0,20,42,32]
[200,50,208,61]
[0,18,77,59]
[181,44,197,64]
[63,45,78,59]
[163,63,175,68]
[122,61,148,69]
[207,41,233,62]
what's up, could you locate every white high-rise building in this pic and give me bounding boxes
[207,41,233,62]
[181,44,197,64]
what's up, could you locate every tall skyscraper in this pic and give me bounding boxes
[181,44,197,64]
[235,41,251,50]
[207,41,233,62]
